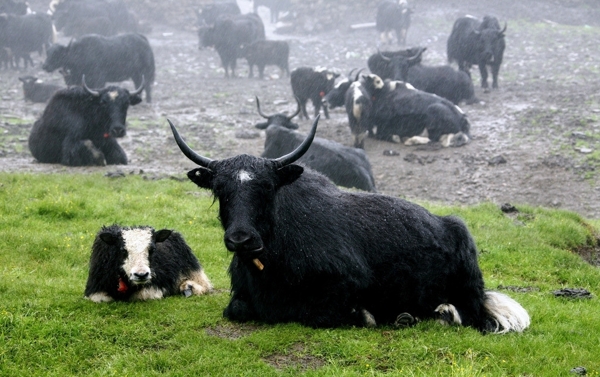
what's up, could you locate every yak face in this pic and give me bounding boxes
[99,227,172,285]
[477,29,504,63]
[188,156,303,259]
[86,86,142,138]
[171,116,319,263]
[42,44,68,72]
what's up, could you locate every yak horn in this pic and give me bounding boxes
[272,115,319,167]
[130,75,145,96]
[168,119,214,168]
[408,47,425,62]
[354,68,365,82]
[255,96,272,119]
[287,96,301,120]
[347,68,357,81]
[500,22,507,35]
[378,48,391,62]
[81,75,100,96]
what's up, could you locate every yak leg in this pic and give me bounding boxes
[491,63,501,89]
[62,139,105,166]
[478,62,489,90]
[101,138,127,165]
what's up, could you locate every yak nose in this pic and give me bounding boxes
[133,271,150,280]
[224,230,263,254]
[110,126,126,138]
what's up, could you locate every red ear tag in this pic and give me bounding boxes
[103,133,110,138]
[319,91,325,97]
[118,278,128,293]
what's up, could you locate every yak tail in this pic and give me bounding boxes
[484,291,530,334]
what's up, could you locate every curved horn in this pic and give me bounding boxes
[168,119,213,168]
[378,48,391,62]
[347,68,357,81]
[81,75,100,97]
[130,75,145,96]
[408,47,425,62]
[273,115,319,167]
[354,68,365,81]
[255,96,272,119]
[500,22,507,35]
[287,96,302,120]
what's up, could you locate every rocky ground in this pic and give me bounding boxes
[1,0,600,219]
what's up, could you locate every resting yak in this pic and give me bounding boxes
[168,116,531,334]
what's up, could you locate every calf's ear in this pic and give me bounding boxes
[276,164,304,186]
[255,121,269,130]
[99,232,118,245]
[154,229,172,243]
[187,167,214,189]
[129,94,143,106]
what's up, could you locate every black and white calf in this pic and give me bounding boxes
[290,66,340,120]
[169,116,530,333]
[363,74,471,147]
[84,225,212,303]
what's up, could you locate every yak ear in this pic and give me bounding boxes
[255,121,269,130]
[154,229,172,243]
[129,94,143,106]
[99,232,118,245]
[187,167,214,189]
[277,164,304,186]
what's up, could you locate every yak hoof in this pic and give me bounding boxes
[361,308,377,327]
[435,304,463,326]
[393,312,416,328]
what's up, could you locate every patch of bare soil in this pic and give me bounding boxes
[205,322,262,340]
[263,343,326,372]
[1,0,600,219]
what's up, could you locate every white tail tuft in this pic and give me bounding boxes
[484,291,530,334]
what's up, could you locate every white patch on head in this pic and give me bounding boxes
[435,304,463,326]
[238,170,253,183]
[86,292,114,303]
[122,228,153,284]
[326,73,334,80]
[335,78,349,88]
[367,74,384,89]
[131,287,165,301]
[108,90,118,101]
[484,291,530,333]
[404,136,430,145]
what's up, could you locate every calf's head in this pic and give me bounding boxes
[82,75,144,138]
[254,96,301,130]
[322,68,363,109]
[169,116,319,263]
[98,226,173,285]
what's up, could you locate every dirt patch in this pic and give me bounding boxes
[263,342,326,372]
[205,322,262,340]
[1,0,600,219]
[572,239,600,267]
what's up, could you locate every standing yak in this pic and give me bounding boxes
[447,15,506,90]
[168,116,530,334]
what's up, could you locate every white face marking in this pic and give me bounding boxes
[326,73,334,80]
[87,292,114,303]
[108,91,118,101]
[122,228,153,284]
[368,74,384,89]
[238,170,253,183]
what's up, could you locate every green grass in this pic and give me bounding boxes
[1,173,599,376]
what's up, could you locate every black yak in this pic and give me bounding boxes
[168,116,530,333]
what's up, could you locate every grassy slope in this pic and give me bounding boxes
[0,173,598,377]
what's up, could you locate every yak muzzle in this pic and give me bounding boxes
[224,230,264,257]
[110,125,126,138]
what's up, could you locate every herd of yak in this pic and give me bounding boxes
[1,0,532,336]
